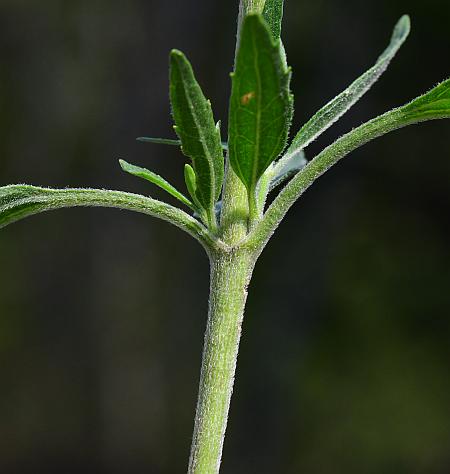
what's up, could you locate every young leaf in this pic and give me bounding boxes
[184,163,204,211]
[137,137,229,151]
[262,0,284,40]
[228,14,293,195]
[119,159,194,210]
[285,15,410,160]
[136,137,182,146]
[169,50,224,219]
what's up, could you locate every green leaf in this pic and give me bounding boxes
[136,137,182,146]
[119,159,194,210]
[169,49,224,220]
[401,78,450,121]
[305,78,450,189]
[262,0,284,40]
[0,185,215,246]
[184,163,204,211]
[285,15,410,158]
[229,13,293,196]
[310,78,450,176]
[137,137,229,151]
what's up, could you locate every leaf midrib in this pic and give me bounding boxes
[251,25,263,193]
[179,71,217,209]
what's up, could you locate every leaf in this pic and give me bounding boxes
[169,49,224,219]
[228,13,293,195]
[311,78,450,176]
[401,78,450,121]
[262,0,284,40]
[119,159,194,210]
[184,163,204,210]
[0,185,214,246]
[137,136,229,151]
[269,149,307,191]
[285,15,411,159]
[306,78,450,187]
[0,185,50,228]
[136,137,182,146]
[252,79,450,247]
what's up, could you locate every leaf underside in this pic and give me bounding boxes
[302,78,450,193]
[0,185,213,246]
[229,13,293,193]
[170,50,224,216]
[285,14,411,160]
[269,149,306,191]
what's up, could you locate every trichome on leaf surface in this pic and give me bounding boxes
[1,0,449,473]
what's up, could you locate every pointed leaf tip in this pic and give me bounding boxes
[286,14,411,158]
[119,159,194,210]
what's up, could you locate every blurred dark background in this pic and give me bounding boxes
[0,1,449,473]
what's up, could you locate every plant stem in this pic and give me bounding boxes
[219,161,249,243]
[242,0,266,15]
[187,3,266,472]
[236,0,266,68]
[248,184,261,230]
[188,248,256,474]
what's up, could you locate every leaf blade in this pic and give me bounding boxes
[0,185,214,246]
[169,50,224,218]
[401,78,450,121]
[136,137,182,146]
[262,0,284,40]
[228,13,293,194]
[119,159,194,210]
[286,15,410,158]
[250,78,450,249]
[137,137,229,151]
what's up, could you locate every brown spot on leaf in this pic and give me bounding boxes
[241,91,256,105]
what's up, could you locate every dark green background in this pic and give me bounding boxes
[0,1,449,473]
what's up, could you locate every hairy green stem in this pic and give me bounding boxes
[235,0,267,80]
[219,161,249,243]
[222,0,263,243]
[187,3,265,472]
[188,249,256,474]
